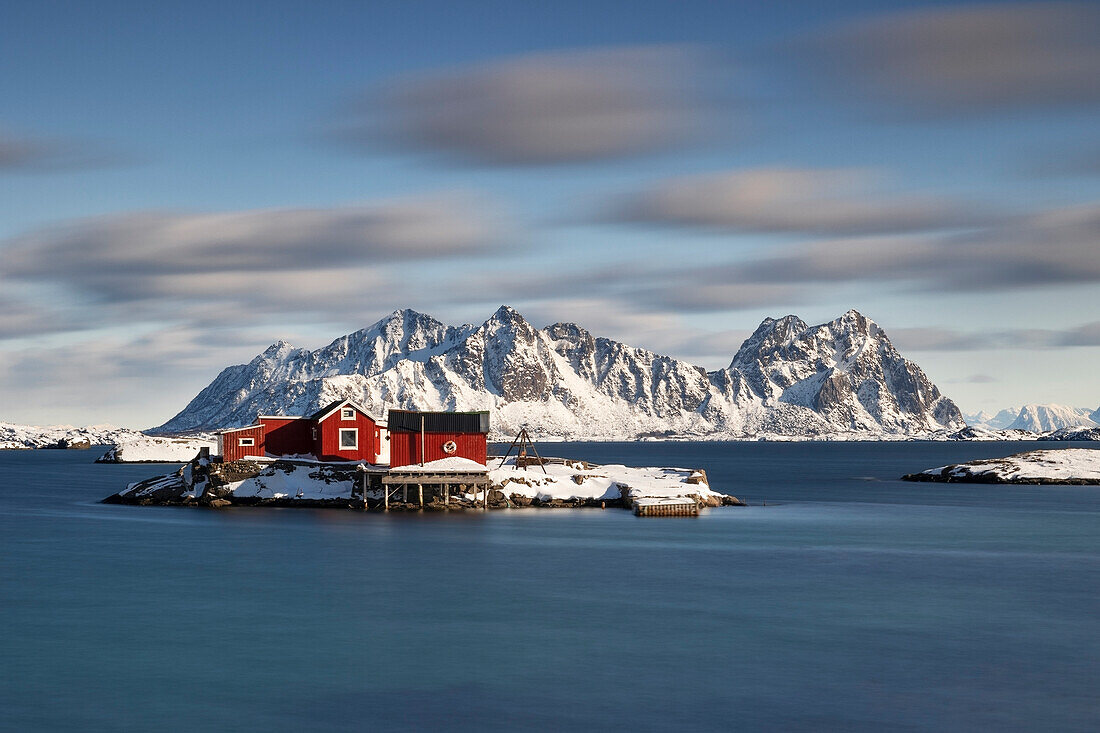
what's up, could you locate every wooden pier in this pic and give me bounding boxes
[379,469,491,510]
[632,497,700,517]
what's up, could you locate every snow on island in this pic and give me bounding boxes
[95,434,217,463]
[902,448,1100,485]
[104,454,743,510]
[485,457,735,507]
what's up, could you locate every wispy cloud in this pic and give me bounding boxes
[0,126,129,172]
[608,167,992,235]
[333,45,724,165]
[731,202,1100,292]
[793,2,1100,115]
[0,296,74,339]
[890,322,1100,351]
[1,194,506,318]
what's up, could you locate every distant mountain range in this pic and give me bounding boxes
[154,306,964,440]
[0,422,140,450]
[965,404,1099,433]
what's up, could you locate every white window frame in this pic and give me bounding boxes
[239,437,255,447]
[341,407,355,420]
[338,428,358,450]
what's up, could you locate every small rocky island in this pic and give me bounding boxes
[903,448,1100,485]
[104,452,744,511]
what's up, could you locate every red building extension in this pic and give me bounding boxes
[216,399,383,464]
[386,409,490,467]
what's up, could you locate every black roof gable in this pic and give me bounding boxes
[307,400,376,422]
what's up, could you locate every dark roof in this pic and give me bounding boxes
[308,400,345,421]
[386,409,490,434]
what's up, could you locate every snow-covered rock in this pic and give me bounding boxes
[0,422,141,450]
[105,454,741,509]
[903,448,1100,484]
[105,457,365,506]
[1038,426,1100,442]
[946,425,1036,441]
[488,457,733,506]
[1006,404,1098,433]
[95,434,217,463]
[154,306,965,440]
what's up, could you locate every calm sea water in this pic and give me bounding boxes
[2,442,1098,732]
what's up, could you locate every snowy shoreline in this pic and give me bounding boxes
[104,454,743,510]
[902,448,1100,485]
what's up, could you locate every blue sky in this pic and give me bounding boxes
[1,0,1098,427]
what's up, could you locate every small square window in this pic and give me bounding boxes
[239,437,254,447]
[339,428,358,450]
[341,408,355,420]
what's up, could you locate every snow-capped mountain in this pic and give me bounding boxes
[963,408,1019,430]
[1007,404,1099,433]
[154,306,965,439]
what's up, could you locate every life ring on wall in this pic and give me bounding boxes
[442,440,458,455]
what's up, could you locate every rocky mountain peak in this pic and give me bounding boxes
[155,306,964,438]
[729,314,808,369]
[544,322,594,348]
[262,340,296,358]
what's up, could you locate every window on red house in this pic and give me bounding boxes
[339,428,358,449]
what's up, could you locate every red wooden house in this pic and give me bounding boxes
[216,399,384,463]
[386,409,490,467]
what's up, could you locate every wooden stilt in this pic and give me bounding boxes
[444,484,449,506]
[418,483,423,509]
[384,483,389,511]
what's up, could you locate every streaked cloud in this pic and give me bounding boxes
[0,326,278,427]
[0,126,128,171]
[1021,146,1100,177]
[1,194,506,314]
[732,202,1100,292]
[890,322,1100,351]
[609,168,992,235]
[336,45,722,165]
[0,296,72,339]
[795,2,1100,114]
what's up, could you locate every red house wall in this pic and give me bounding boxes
[220,425,265,462]
[315,410,379,462]
[259,417,313,456]
[389,431,487,467]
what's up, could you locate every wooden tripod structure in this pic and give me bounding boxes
[497,427,547,473]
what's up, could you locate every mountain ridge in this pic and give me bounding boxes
[1006,404,1098,433]
[154,306,965,439]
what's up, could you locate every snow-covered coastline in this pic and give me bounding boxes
[95,434,217,463]
[104,454,742,509]
[902,448,1100,485]
[0,422,142,451]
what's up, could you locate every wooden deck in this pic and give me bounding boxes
[379,469,491,510]
[632,497,700,517]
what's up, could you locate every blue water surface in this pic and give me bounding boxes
[1,442,1098,732]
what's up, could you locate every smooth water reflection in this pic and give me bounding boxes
[1,443,1098,731]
